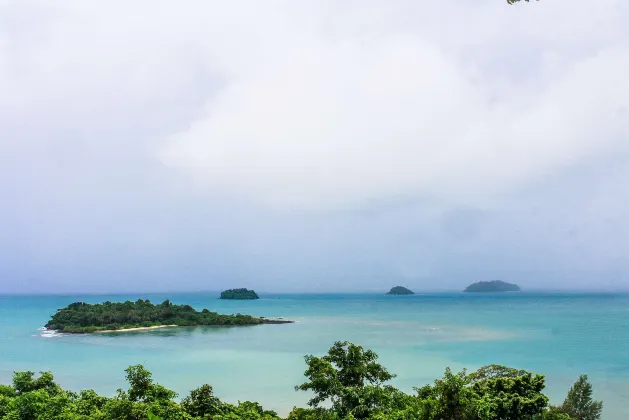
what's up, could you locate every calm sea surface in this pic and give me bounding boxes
[0,292,627,418]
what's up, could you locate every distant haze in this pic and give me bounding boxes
[1,0,628,293]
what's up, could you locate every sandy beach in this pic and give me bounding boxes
[94,325,178,333]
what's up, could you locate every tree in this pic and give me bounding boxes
[415,368,471,420]
[295,341,396,419]
[0,346,604,420]
[147,410,163,420]
[9,389,51,420]
[470,373,549,420]
[12,371,59,395]
[74,389,108,415]
[125,365,154,402]
[124,364,177,403]
[415,365,551,420]
[286,407,342,420]
[467,364,529,384]
[543,406,577,420]
[558,375,603,420]
[181,384,222,417]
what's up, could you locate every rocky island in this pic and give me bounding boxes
[463,280,521,293]
[385,286,414,295]
[220,288,260,300]
[45,299,291,333]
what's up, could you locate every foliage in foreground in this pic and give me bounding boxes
[45,299,266,333]
[553,375,603,420]
[0,341,601,420]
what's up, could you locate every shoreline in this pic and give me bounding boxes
[94,325,179,334]
[44,319,295,335]
[92,320,295,332]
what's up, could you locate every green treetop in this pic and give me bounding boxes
[0,341,600,420]
[556,375,603,420]
[45,299,271,333]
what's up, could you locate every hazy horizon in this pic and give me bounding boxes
[2,283,628,296]
[2,0,629,294]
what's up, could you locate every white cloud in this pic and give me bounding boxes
[2,0,629,210]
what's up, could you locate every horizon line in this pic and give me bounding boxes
[2,288,629,297]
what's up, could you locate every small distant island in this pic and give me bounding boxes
[45,299,291,333]
[385,286,414,295]
[220,288,260,300]
[463,280,521,293]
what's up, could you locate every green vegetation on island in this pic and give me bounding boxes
[464,280,521,293]
[385,286,414,295]
[0,341,601,420]
[45,299,290,333]
[219,288,260,300]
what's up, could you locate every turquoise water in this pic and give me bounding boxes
[1,292,627,419]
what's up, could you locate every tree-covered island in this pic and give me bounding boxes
[385,286,414,295]
[45,299,291,333]
[220,288,260,300]
[464,280,522,293]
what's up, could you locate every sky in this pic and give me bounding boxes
[1,0,629,293]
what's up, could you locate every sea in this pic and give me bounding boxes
[0,292,627,419]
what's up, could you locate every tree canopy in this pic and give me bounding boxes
[0,341,600,419]
[385,286,414,295]
[295,341,397,418]
[220,288,260,300]
[463,280,521,293]
[557,375,603,420]
[45,299,271,333]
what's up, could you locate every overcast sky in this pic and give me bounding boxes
[1,0,628,293]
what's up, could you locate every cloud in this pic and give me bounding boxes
[1,0,629,291]
[154,0,629,209]
[159,43,629,208]
[2,0,628,210]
